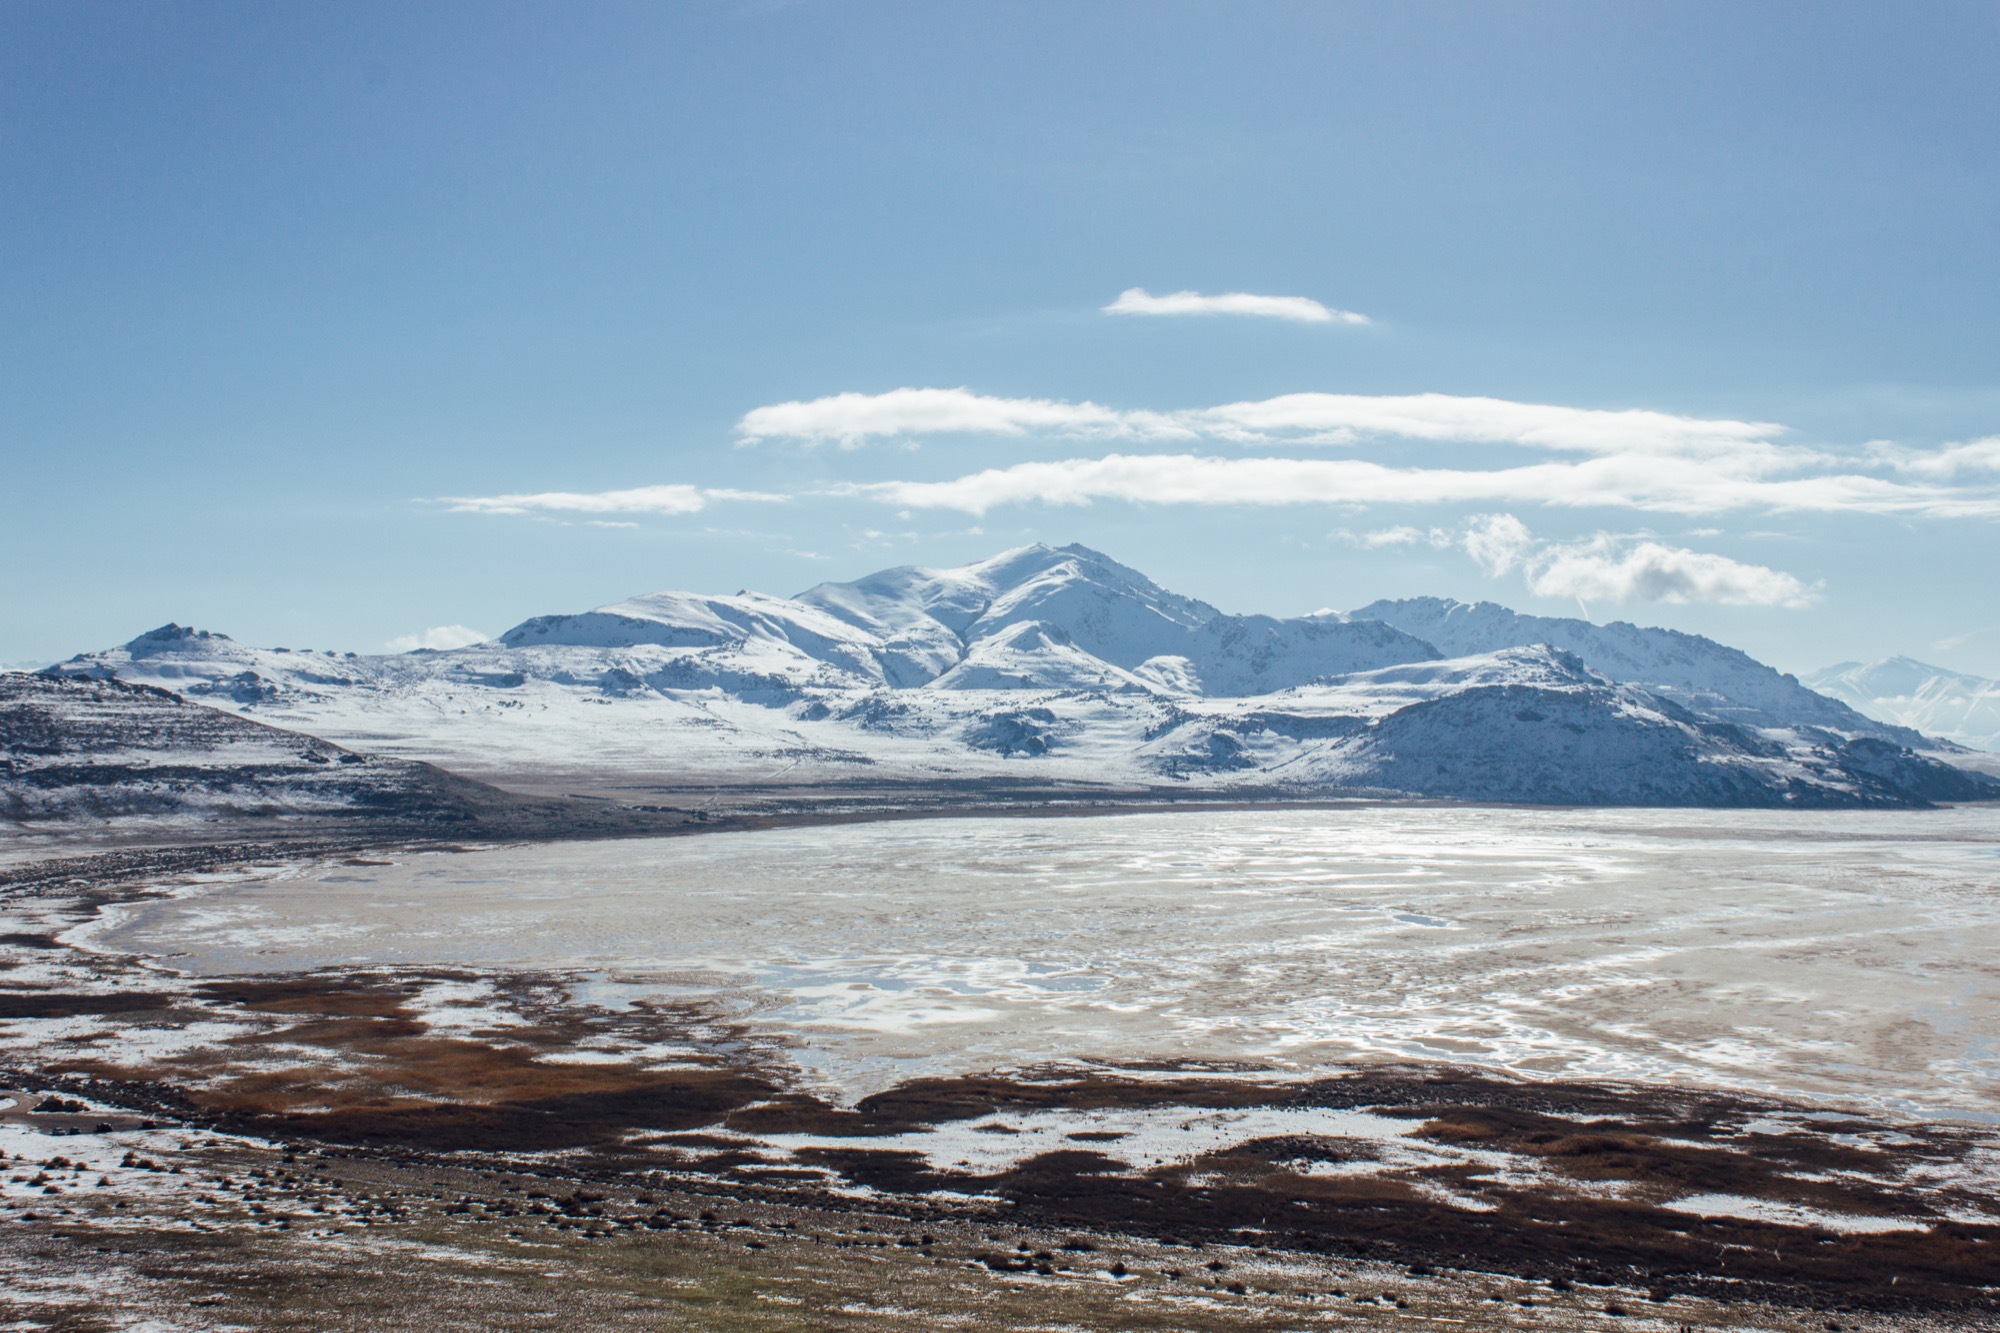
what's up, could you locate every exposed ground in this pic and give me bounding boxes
[2,838,1997,1331]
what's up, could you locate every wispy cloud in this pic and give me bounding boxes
[457,390,2000,527]
[1932,624,2000,653]
[738,386,1792,460]
[1103,287,1369,324]
[1457,514,1816,608]
[1868,435,2000,479]
[441,485,785,517]
[737,388,1163,450]
[839,451,2000,519]
[387,624,490,652]
[1338,524,1431,548]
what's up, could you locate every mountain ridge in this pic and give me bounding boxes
[1805,657,2000,752]
[30,543,1996,813]
[1346,595,1921,742]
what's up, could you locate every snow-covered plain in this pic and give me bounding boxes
[38,542,1993,809]
[82,804,2000,1119]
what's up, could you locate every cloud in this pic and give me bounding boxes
[737,388,1177,449]
[1931,623,2000,653]
[1529,540,1817,608]
[1869,435,2000,479]
[441,485,785,517]
[739,386,1796,463]
[1461,513,1539,576]
[1457,514,1816,607]
[387,624,490,652]
[1341,525,1432,548]
[1190,393,1791,458]
[839,451,2000,519]
[464,389,2000,527]
[1103,287,1369,324]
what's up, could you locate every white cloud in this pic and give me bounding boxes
[454,390,2000,528]
[1931,624,2000,653]
[1457,514,1816,608]
[1103,287,1369,324]
[1869,435,2000,479]
[840,451,2000,519]
[1344,525,1431,548]
[736,386,1790,459]
[737,388,1178,449]
[441,485,784,517]
[1191,392,1792,458]
[1462,513,1539,576]
[387,624,490,652]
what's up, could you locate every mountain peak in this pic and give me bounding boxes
[1804,658,2000,751]
[128,623,229,648]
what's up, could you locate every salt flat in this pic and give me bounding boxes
[85,804,2000,1117]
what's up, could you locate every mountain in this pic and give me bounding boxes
[1,671,493,828]
[1345,596,1927,743]
[36,544,1998,811]
[0,672,717,835]
[496,544,1442,695]
[1805,658,2000,753]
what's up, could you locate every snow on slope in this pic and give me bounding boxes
[797,543,1217,677]
[928,620,1156,692]
[0,672,502,828]
[1135,646,1997,807]
[1346,597,1923,743]
[797,543,1441,691]
[39,545,1995,809]
[1806,658,2000,752]
[501,588,895,688]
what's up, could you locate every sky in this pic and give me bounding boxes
[5,1,1999,676]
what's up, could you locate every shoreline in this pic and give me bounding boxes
[8,778,1998,869]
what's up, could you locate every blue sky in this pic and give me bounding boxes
[5,1,1999,675]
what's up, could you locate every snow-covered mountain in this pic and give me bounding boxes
[34,543,1997,811]
[1345,596,1921,742]
[498,544,1440,696]
[1805,658,2000,752]
[2,672,489,828]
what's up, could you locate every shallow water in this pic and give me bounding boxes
[88,805,2000,1113]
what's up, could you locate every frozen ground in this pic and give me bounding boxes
[80,804,2000,1118]
[9,813,2000,1325]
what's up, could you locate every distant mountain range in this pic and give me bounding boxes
[1806,658,2000,753]
[20,543,1999,819]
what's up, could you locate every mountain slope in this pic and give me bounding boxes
[0,673,720,836]
[1805,658,2000,752]
[1,672,495,828]
[1139,647,1998,807]
[797,543,1440,691]
[1346,596,1924,742]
